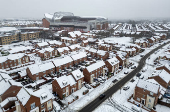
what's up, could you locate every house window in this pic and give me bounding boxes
[150,92,153,96]
[149,99,151,102]
[143,89,145,92]
[143,95,145,98]
[30,102,36,110]
[13,91,15,93]
[41,104,44,108]
[48,100,51,104]
[148,104,151,108]
[137,97,140,101]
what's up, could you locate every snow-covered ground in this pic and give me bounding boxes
[94,40,170,112]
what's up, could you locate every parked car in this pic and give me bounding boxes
[112,79,118,83]
[99,94,105,99]
[124,71,129,74]
[131,66,136,69]
[123,86,130,90]
[98,78,104,83]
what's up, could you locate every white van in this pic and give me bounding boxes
[131,105,142,112]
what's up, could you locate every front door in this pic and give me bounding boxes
[141,99,145,105]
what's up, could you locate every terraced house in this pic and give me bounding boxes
[0,53,33,70]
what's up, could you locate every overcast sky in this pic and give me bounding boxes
[0,0,170,20]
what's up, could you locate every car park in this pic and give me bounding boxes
[99,94,105,99]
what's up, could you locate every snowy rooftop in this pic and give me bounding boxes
[157,70,170,83]
[68,32,76,37]
[69,44,80,50]
[72,69,84,81]
[57,47,69,52]
[107,57,119,66]
[37,42,49,47]
[136,80,159,94]
[97,50,107,56]
[86,60,105,72]
[0,97,17,107]
[38,47,54,53]
[32,88,53,104]
[38,62,55,72]
[0,79,11,95]
[53,56,73,67]
[0,53,25,63]
[71,52,87,60]
[54,75,70,89]
[0,27,18,32]
[48,40,62,45]
[17,88,31,106]
[9,46,34,54]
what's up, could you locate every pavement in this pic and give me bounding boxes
[79,41,170,112]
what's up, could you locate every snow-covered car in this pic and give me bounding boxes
[131,66,136,69]
[123,86,130,90]
[124,71,129,74]
[97,78,104,83]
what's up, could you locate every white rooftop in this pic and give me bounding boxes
[137,80,159,94]
[72,69,84,81]
[86,60,105,72]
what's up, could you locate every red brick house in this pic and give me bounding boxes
[26,62,55,81]
[88,48,97,58]
[0,75,22,103]
[0,53,33,70]
[96,50,109,60]
[52,69,84,99]
[133,80,161,109]
[135,40,149,48]
[80,35,88,41]
[68,44,81,52]
[81,40,88,47]
[148,70,170,88]
[159,33,167,40]
[159,53,170,61]
[52,75,76,100]
[16,88,53,112]
[71,69,84,90]
[98,44,112,51]
[153,36,161,42]
[61,37,77,44]
[48,40,66,48]
[57,47,70,55]
[148,37,156,46]
[116,55,128,68]
[71,52,87,65]
[105,57,120,73]
[83,60,107,83]
[37,47,58,60]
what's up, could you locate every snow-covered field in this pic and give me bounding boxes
[102,36,132,44]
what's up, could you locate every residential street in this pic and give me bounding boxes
[79,41,170,112]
